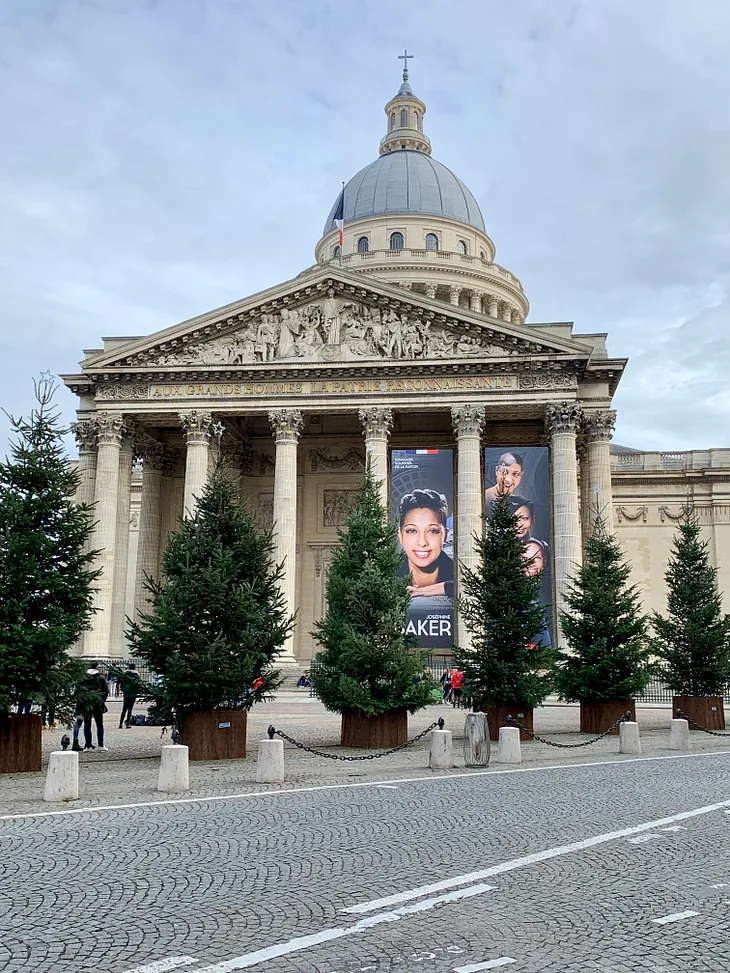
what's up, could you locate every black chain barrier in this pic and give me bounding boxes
[675,707,730,738]
[267,718,444,761]
[505,711,633,749]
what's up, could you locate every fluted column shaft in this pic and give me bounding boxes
[71,421,98,656]
[133,442,167,622]
[546,402,583,647]
[109,428,136,657]
[359,408,393,504]
[584,410,616,534]
[269,409,303,664]
[85,413,128,658]
[181,411,215,516]
[452,405,486,650]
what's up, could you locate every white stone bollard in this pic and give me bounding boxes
[619,721,641,755]
[157,744,189,794]
[256,738,285,783]
[429,729,453,770]
[669,718,691,751]
[495,726,522,764]
[44,750,79,802]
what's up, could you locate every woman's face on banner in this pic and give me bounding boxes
[399,508,446,570]
[495,461,523,496]
[523,541,544,576]
[514,504,532,538]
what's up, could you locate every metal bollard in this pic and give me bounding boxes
[44,750,79,802]
[669,718,691,751]
[619,720,641,755]
[157,744,189,793]
[495,725,522,764]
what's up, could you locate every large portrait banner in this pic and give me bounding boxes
[484,446,554,647]
[391,449,455,648]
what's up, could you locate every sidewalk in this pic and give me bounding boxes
[2,696,729,817]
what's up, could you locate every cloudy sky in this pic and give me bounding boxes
[1,0,729,453]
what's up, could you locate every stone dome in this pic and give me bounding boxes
[323,150,486,236]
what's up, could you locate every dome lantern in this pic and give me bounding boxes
[380,50,431,156]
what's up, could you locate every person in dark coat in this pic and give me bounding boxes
[119,663,142,728]
[71,664,109,752]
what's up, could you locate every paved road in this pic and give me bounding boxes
[2,748,730,973]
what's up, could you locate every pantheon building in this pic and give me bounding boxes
[63,64,730,664]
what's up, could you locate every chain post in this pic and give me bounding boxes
[674,707,729,737]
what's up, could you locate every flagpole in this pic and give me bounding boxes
[339,180,344,268]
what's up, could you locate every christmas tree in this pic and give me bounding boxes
[311,469,432,716]
[455,490,555,709]
[127,465,291,729]
[556,511,652,702]
[0,375,99,722]
[652,505,730,696]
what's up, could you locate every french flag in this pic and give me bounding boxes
[405,449,440,455]
[333,187,344,265]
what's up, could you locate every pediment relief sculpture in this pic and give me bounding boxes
[147,290,514,367]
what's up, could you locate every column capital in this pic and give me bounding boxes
[269,409,303,443]
[469,290,483,311]
[449,285,462,305]
[72,420,98,454]
[359,407,393,440]
[180,411,221,446]
[584,409,616,443]
[96,412,133,447]
[425,283,437,300]
[545,401,583,437]
[137,435,174,474]
[451,404,485,439]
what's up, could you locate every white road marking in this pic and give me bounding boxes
[711,883,730,888]
[2,749,730,822]
[652,910,700,925]
[376,785,399,789]
[342,797,730,915]
[455,960,516,972]
[190,885,496,971]
[122,958,198,973]
[724,810,730,815]
[628,835,662,843]
[660,826,687,832]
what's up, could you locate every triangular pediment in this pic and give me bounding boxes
[81,267,595,372]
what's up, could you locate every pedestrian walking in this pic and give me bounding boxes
[440,667,452,704]
[119,663,142,728]
[450,668,464,708]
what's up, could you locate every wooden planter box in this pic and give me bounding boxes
[580,699,636,736]
[341,710,407,749]
[0,714,43,774]
[673,696,726,731]
[180,709,247,761]
[485,705,534,742]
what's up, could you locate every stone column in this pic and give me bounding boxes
[358,407,394,504]
[133,440,168,622]
[546,402,583,647]
[180,411,215,516]
[425,283,437,300]
[451,405,486,649]
[71,421,98,656]
[269,409,304,664]
[449,285,462,306]
[487,296,499,317]
[584,410,616,533]
[109,422,137,657]
[577,439,590,554]
[85,413,129,658]
[500,302,512,322]
[469,290,483,312]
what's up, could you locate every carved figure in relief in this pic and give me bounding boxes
[256,315,278,362]
[276,308,301,358]
[323,288,345,344]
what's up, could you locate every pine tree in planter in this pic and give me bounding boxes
[454,490,556,741]
[652,505,730,730]
[555,512,653,733]
[128,466,292,760]
[310,470,433,748]
[0,375,99,772]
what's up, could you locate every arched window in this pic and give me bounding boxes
[457,240,468,255]
[333,244,341,260]
[425,233,439,251]
[400,108,408,128]
[413,110,419,130]
[390,112,396,131]
[357,236,369,253]
[390,231,404,250]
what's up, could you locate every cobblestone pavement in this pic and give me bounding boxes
[2,697,730,972]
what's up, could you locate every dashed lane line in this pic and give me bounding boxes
[651,910,701,925]
[454,960,516,972]
[2,749,730,822]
